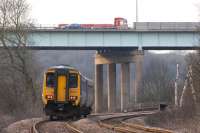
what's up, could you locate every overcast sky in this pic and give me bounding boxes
[27,0,200,25]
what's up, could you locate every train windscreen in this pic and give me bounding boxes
[46,73,55,88]
[68,73,78,88]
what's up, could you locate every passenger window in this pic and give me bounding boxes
[46,73,55,88]
[68,73,78,88]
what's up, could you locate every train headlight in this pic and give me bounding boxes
[46,95,54,99]
[69,96,77,101]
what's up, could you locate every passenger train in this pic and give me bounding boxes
[42,65,93,120]
[57,17,128,29]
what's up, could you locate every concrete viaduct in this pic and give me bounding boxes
[8,22,200,112]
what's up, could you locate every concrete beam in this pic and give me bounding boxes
[120,63,130,112]
[95,51,144,64]
[107,63,116,112]
[95,64,103,113]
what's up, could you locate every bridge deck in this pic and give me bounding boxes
[3,22,200,50]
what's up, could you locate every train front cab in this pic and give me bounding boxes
[42,68,81,118]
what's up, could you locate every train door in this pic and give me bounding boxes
[57,75,67,102]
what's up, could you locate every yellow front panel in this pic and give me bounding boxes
[57,76,66,102]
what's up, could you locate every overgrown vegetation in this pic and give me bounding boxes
[144,51,200,132]
[145,108,200,132]
[0,0,42,130]
[185,51,200,105]
[138,53,186,104]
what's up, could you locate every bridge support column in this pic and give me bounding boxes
[121,63,130,112]
[95,64,103,113]
[95,50,144,113]
[107,63,116,112]
[134,54,143,103]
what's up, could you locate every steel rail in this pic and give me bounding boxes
[31,119,84,133]
[98,110,174,133]
[31,119,49,133]
[66,122,84,133]
[122,122,173,133]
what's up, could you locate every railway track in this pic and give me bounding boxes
[31,106,170,133]
[98,110,174,133]
[31,119,84,133]
[89,105,159,118]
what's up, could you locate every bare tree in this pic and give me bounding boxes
[139,56,174,103]
[0,0,41,116]
[180,51,200,111]
[179,65,197,107]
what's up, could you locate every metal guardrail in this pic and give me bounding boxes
[133,22,200,31]
[1,22,200,31]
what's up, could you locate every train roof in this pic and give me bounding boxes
[48,65,77,71]
[47,65,93,82]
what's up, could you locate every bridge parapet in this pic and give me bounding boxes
[2,22,196,32]
[134,22,200,31]
[1,22,200,31]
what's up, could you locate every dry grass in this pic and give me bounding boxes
[145,107,200,133]
[0,108,43,133]
[0,113,16,133]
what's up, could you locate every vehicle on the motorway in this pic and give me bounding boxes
[57,17,128,29]
[42,65,93,120]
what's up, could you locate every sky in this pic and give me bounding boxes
[27,0,200,26]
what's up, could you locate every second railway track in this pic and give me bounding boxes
[31,119,84,133]
[99,110,174,133]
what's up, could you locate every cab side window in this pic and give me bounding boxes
[68,73,78,88]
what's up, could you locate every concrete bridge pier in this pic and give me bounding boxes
[120,63,130,112]
[134,54,143,103]
[94,50,144,113]
[107,63,116,112]
[94,64,103,113]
